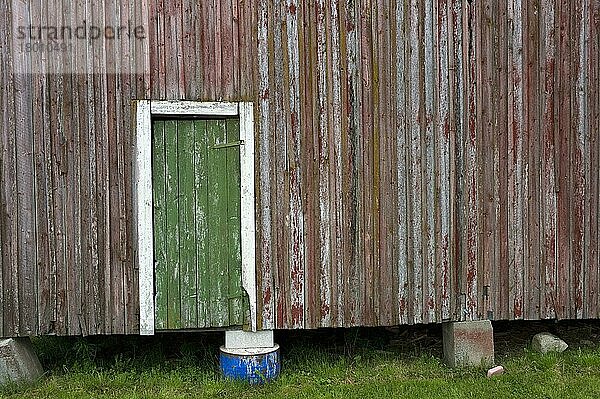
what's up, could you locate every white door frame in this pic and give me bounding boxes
[133,100,257,335]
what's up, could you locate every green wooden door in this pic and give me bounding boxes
[152,118,244,329]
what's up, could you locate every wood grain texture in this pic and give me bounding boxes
[1,1,599,336]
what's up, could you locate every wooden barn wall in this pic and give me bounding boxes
[0,0,152,337]
[257,0,600,328]
[0,0,257,337]
[0,0,598,337]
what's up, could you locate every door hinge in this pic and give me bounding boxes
[211,140,244,149]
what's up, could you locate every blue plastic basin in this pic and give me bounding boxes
[219,344,280,384]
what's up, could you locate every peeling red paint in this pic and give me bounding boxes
[291,303,303,326]
[514,299,523,319]
[441,234,450,303]
[4,0,600,338]
[399,298,407,314]
[427,297,435,310]
[263,286,272,306]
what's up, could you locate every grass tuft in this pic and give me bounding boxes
[1,325,600,398]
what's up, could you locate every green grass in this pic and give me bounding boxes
[1,331,600,399]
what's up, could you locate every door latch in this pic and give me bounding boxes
[211,140,244,149]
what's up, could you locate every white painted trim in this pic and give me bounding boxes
[150,101,238,116]
[134,100,155,336]
[135,100,257,335]
[239,102,258,332]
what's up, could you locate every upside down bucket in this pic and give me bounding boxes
[219,344,280,384]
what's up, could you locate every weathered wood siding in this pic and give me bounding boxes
[0,0,598,336]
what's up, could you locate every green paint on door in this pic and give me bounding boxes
[152,119,244,329]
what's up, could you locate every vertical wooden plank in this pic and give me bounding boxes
[12,1,37,335]
[286,0,306,329]
[0,0,18,336]
[423,0,436,323]
[464,0,479,320]
[118,0,138,335]
[221,0,234,99]
[495,0,510,321]
[579,0,592,320]
[177,120,198,328]
[0,0,6,337]
[571,0,585,319]
[201,0,215,99]
[136,101,154,336]
[479,0,495,320]
[437,0,452,321]
[91,0,108,334]
[395,0,409,325]
[450,0,465,322]
[408,0,423,325]
[164,120,181,329]
[316,0,332,327]
[507,0,525,320]
[214,0,223,98]
[181,0,199,98]
[540,0,558,319]
[57,0,74,335]
[239,103,257,331]
[377,0,395,326]
[578,0,590,320]
[388,0,400,326]
[136,0,152,99]
[151,0,166,99]
[75,0,95,335]
[344,0,364,326]
[152,121,168,329]
[28,0,49,335]
[194,120,209,327]
[256,0,275,329]
[337,0,351,326]
[299,0,317,329]
[99,1,115,335]
[225,118,243,325]
[326,0,344,326]
[166,0,185,98]
[592,0,599,318]
[106,0,126,334]
[369,0,380,326]
[43,0,63,334]
[447,0,460,322]
[274,0,289,329]
[0,2,12,336]
[207,120,230,326]
[231,0,239,96]
[358,0,374,326]
[525,0,541,320]
[69,0,85,336]
[237,0,251,100]
[66,0,80,335]
[587,0,600,319]
[556,0,571,319]
[490,0,501,320]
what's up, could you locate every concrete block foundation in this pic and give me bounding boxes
[443,320,494,367]
[225,330,274,349]
[0,338,44,385]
